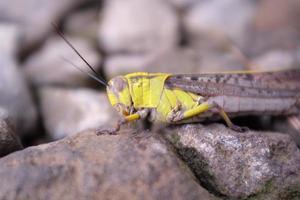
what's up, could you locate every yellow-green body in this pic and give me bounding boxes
[54,24,300,134]
[107,72,211,124]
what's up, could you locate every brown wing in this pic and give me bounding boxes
[165,69,300,98]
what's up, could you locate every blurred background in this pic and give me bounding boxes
[0,0,300,147]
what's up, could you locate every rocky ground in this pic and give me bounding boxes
[0,0,300,199]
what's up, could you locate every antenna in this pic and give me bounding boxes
[61,57,108,86]
[52,22,108,86]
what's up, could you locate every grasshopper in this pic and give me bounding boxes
[54,25,300,134]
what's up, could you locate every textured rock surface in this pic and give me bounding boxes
[99,0,179,54]
[0,108,22,157]
[39,87,117,139]
[0,130,217,200]
[0,24,37,135]
[164,124,300,199]
[23,36,101,86]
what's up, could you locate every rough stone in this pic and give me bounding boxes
[164,124,300,199]
[0,130,218,200]
[0,108,22,158]
[0,24,37,135]
[98,0,179,54]
[23,36,101,86]
[39,87,117,139]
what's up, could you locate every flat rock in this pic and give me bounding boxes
[0,108,22,158]
[39,87,117,139]
[0,24,37,135]
[164,124,300,199]
[0,130,218,200]
[98,0,179,54]
[23,36,101,87]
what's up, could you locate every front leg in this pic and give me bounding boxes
[96,109,149,135]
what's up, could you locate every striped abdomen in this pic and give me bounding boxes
[165,69,300,116]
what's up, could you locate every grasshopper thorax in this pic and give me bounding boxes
[107,76,133,115]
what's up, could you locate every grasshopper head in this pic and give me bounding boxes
[107,76,133,116]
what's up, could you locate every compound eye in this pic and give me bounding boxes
[114,103,122,113]
[113,77,127,92]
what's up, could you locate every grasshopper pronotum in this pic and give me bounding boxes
[54,24,300,134]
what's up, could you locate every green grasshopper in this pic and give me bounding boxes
[55,25,300,134]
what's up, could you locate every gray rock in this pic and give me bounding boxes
[143,47,246,74]
[0,0,89,52]
[0,23,19,56]
[104,48,201,79]
[39,87,117,139]
[166,0,198,9]
[104,54,154,79]
[184,0,256,45]
[0,24,37,135]
[104,47,246,79]
[273,116,300,148]
[23,36,101,86]
[164,124,300,199]
[196,50,247,73]
[0,130,218,200]
[144,48,201,74]
[246,0,300,56]
[252,50,298,71]
[0,108,22,158]
[98,0,179,54]
[64,8,99,40]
